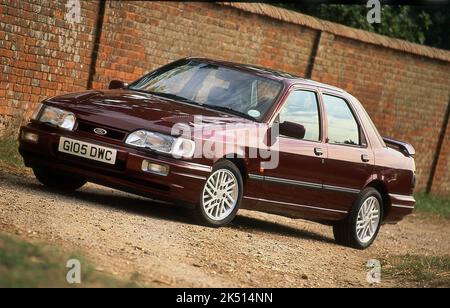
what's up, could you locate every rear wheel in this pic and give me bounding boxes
[333,187,383,249]
[194,160,243,227]
[33,167,87,191]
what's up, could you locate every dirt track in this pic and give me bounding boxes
[0,165,449,287]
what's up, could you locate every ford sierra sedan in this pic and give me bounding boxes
[19,57,416,249]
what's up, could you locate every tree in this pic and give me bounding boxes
[274,4,449,50]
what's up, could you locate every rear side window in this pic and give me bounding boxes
[323,94,361,146]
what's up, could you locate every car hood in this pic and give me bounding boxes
[45,89,256,135]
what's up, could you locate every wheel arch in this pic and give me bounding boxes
[365,180,391,220]
[217,155,248,185]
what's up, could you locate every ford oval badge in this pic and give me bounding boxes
[93,128,108,135]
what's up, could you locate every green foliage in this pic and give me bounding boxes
[275,4,449,50]
[0,233,143,288]
[383,254,450,287]
[415,193,450,218]
[423,6,450,50]
[0,136,23,168]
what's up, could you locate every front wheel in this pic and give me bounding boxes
[194,160,243,227]
[33,167,87,191]
[333,187,383,249]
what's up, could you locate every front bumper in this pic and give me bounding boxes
[18,124,211,206]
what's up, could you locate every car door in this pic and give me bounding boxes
[259,87,327,215]
[320,92,374,213]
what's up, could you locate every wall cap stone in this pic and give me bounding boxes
[219,2,450,63]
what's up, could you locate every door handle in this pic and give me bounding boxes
[361,154,370,162]
[314,147,323,156]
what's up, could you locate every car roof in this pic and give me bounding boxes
[185,57,346,94]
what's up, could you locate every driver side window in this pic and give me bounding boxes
[279,90,321,141]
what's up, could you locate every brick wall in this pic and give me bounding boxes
[90,1,317,89]
[431,116,450,195]
[1,0,449,195]
[0,0,99,130]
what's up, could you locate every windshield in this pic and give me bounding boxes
[128,60,283,121]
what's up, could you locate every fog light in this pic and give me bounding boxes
[21,131,39,143]
[141,160,169,176]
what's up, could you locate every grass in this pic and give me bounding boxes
[383,254,450,287]
[414,192,450,218]
[0,233,143,288]
[0,135,23,168]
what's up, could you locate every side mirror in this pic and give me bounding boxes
[108,80,128,89]
[279,121,305,140]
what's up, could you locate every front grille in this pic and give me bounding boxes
[77,121,126,141]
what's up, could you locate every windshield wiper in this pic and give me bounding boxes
[129,89,257,121]
[129,89,199,105]
[147,91,199,105]
[201,104,257,121]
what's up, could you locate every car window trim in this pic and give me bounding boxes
[320,91,369,149]
[272,86,324,143]
[351,94,385,148]
[278,135,324,145]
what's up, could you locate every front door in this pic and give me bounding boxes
[259,89,326,217]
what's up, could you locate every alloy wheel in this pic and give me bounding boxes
[356,196,381,244]
[202,169,239,221]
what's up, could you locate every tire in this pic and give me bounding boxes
[194,160,243,227]
[33,167,87,191]
[333,187,383,249]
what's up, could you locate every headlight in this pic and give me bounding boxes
[172,138,195,158]
[125,130,195,158]
[126,130,174,153]
[30,103,44,120]
[38,105,76,131]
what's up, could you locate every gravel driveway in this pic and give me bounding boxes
[0,166,449,287]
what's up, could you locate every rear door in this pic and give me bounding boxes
[320,92,374,213]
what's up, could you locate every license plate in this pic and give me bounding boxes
[58,137,117,165]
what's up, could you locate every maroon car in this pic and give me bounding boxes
[18,57,416,249]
